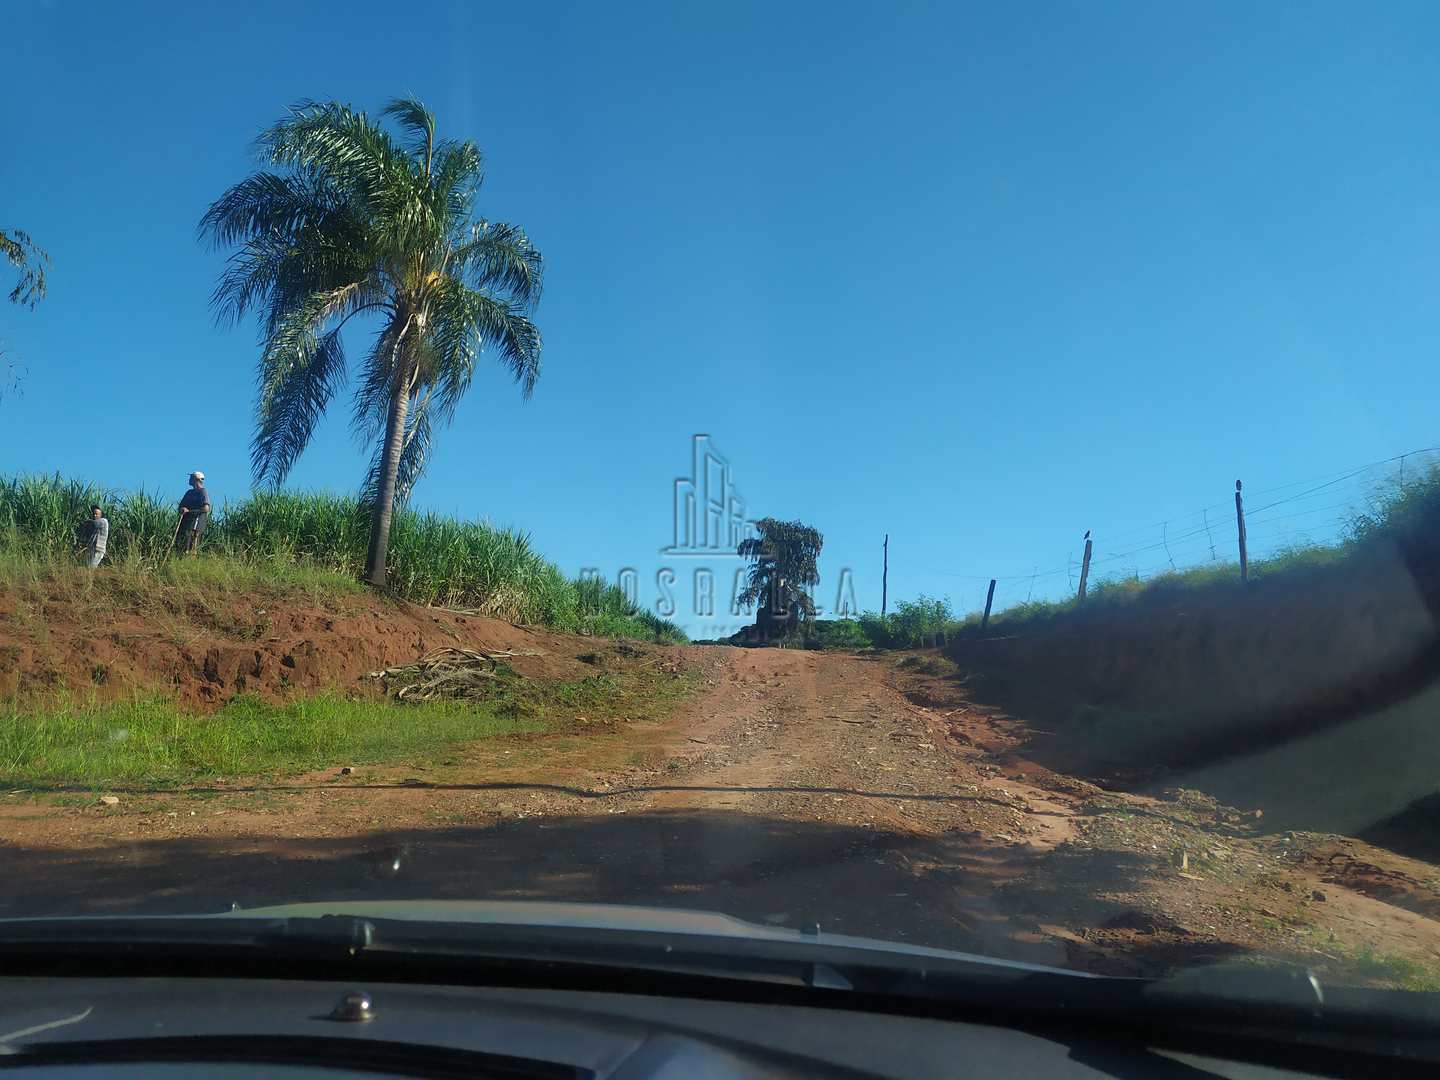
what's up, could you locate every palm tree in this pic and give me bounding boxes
[199,98,543,586]
[738,517,823,641]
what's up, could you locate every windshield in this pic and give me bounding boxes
[3,0,1440,1007]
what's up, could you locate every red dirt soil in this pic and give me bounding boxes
[0,583,602,707]
[3,582,1440,987]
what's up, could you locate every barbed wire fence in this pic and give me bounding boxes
[914,446,1440,620]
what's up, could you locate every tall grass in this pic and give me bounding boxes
[0,474,685,643]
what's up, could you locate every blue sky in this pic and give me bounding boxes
[4,0,1439,634]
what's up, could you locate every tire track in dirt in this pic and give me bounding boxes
[6,643,1440,984]
[0,645,1079,964]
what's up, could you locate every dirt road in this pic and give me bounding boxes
[5,645,1440,982]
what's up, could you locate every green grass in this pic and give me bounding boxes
[781,598,977,651]
[0,545,365,606]
[0,692,543,788]
[959,467,1440,636]
[1339,945,1440,992]
[894,654,960,677]
[0,654,701,788]
[965,543,1354,632]
[0,474,685,643]
[517,667,697,724]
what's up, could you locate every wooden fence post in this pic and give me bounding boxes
[1235,480,1248,583]
[1077,531,1093,601]
[881,534,889,616]
[981,578,996,631]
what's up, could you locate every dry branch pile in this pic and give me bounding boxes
[367,647,543,701]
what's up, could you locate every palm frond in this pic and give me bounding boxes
[213,233,379,332]
[430,140,485,222]
[197,171,340,250]
[426,279,542,407]
[348,316,415,444]
[260,100,408,201]
[251,291,352,486]
[359,392,434,508]
[380,98,437,175]
[450,220,542,307]
[2,228,49,308]
[203,170,380,331]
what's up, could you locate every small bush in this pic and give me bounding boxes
[796,619,873,651]
[850,596,969,650]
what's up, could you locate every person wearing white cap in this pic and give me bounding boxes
[175,470,211,554]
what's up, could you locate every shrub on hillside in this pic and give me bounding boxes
[853,596,962,649]
[797,619,873,650]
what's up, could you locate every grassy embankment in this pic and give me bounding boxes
[0,473,683,643]
[0,474,695,788]
[796,465,1439,652]
[0,656,696,790]
[0,694,536,788]
[933,467,1440,843]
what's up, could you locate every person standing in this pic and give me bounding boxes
[79,504,109,568]
[175,471,211,554]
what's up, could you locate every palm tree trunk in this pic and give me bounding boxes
[364,374,411,587]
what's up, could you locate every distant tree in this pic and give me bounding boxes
[2,228,48,308]
[738,518,823,641]
[199,98,543,587]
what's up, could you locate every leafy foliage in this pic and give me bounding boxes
[856,596,958,649]
[737,518,823,638]
[1,228,48,308]
[793,618,873,651]
[199,98,543,583]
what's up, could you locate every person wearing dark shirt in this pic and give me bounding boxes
[175,471,211,554]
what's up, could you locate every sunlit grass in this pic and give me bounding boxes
[0,658,699,789]
[0,693,543,788]
[1338,944,1440,992]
